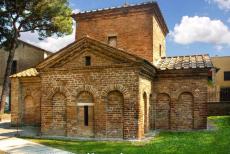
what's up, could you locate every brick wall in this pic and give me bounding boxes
[152,16,166,64]
[138,76,152,138]
[40,67,140,139]
[75,4,166,63]
[153,70,208,130]
[11,77,41,126]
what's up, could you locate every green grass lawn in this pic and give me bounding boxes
[29,116,230,154]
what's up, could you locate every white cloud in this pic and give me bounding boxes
[19,21,76,52]
[72,9,80,14]
[215,45,224,51]
[213,0,230,10]
[170,16,230,46]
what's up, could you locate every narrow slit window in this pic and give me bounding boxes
[84,106,89,126]
[85,56,91,66]
[108,36,117,47]
[11,60,17,75]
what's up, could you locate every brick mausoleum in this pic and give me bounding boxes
[10,2,213,140]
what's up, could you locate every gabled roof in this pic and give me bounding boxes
[36,36,155,70]
[156,54,213,70]
[18,39,52,54]
[10,68,38,78]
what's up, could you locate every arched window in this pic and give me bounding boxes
[107,90,124,138]
[76,91,94,137]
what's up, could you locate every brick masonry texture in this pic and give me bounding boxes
[11,2,210,140]
[152,70,208,130]
[75,3,166,63]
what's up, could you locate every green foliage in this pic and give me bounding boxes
[0,0,73,50]
[29,116,230,154]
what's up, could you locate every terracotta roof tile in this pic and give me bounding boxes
[156,54,213,70]
[10,68,39,78]
[76,1,156,14]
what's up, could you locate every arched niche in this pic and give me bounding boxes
[52,92,67,136]
[156,93,171,130]
[175,92,194,130]
[23,95,35,125]
[106,90,124,139]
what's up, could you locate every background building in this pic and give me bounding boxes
[0,40,52,111]
[208,56,230,102]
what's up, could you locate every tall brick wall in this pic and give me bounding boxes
[75,4,166,63]
[153,70,208,130]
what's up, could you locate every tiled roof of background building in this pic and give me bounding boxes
[156,54,213,70]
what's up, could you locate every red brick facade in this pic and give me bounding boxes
[75,2,168,63]
[10,2,210,140]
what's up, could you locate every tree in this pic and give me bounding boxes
[0,0,73,118]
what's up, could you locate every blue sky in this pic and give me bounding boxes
[20,0,230,56]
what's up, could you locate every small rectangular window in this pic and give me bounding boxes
[85,56,91,66]
[224,71,230,81]
[11,60,17,75]
[108,36,117,47]
[84,106,89,126]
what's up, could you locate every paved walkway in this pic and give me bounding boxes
[0,138,73,154]
[0,120,73,154]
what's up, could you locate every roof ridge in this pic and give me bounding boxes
[161,54,210,59]
[74,1,156,15]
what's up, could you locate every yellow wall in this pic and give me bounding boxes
[212,56,230,88]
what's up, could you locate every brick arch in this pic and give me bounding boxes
[174,87,197,99]
[47,87,71,101]
[74,85,100,100]
[174,92,194,130]
[156,93,171,130]
[101,84,129,99]
[152,87,171,101]
[76,91,94,103]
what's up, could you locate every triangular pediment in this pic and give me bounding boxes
[36,37,146,70]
